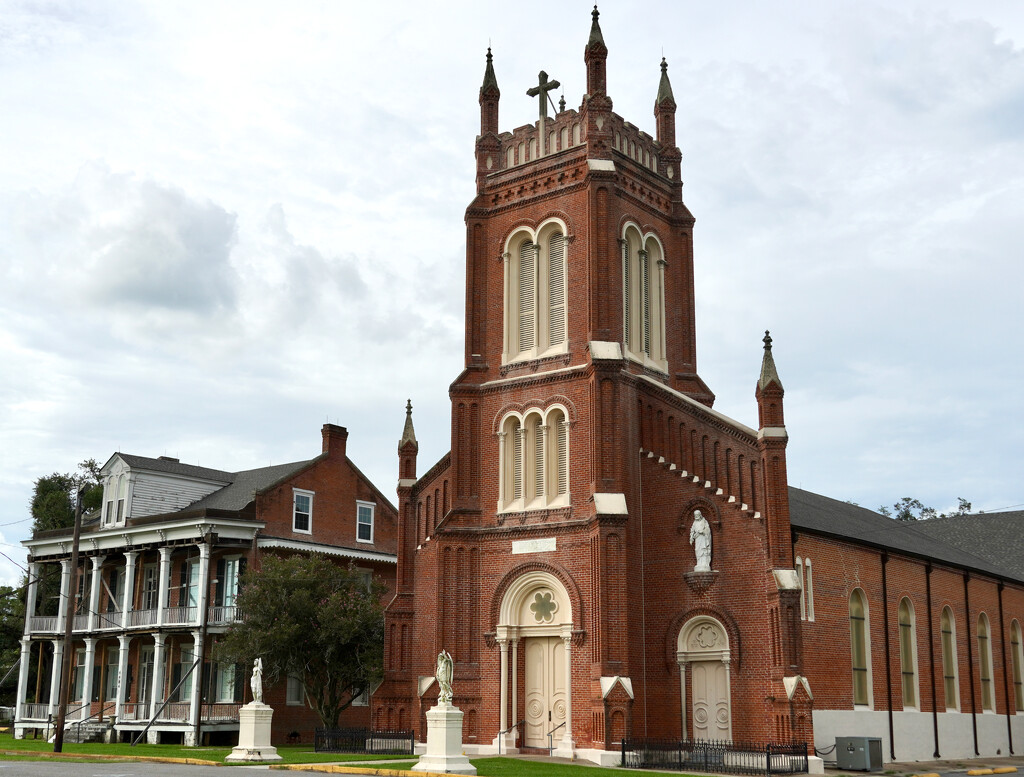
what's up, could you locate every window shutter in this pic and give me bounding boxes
[178,561,187,606]
[170,663,182,702]
[124,664,133,702]
[92,665,101,702]
[237,558,247,592]
[512,426,523,501]
[556,420,568,496]
[533,424,544,499]
[215,559,225,607]
[622,241,631,349]
[518,241,536,352]
[548,234,565,346]
[234,663,245,703]
[640,249,651,354]
[107,570,118,612]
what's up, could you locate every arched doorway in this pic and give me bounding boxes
[677,615,732,741]
[497,571,573,753]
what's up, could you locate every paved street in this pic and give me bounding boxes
[0,763,275,776]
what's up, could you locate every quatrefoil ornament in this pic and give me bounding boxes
[530,590,558,623]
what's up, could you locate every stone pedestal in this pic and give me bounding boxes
[225,702,282,762]
[412,702,477,775]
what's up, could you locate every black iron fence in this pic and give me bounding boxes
[314,727,416,755]
[621,737,808,775]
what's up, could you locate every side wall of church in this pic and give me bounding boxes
[795,531,1024,761]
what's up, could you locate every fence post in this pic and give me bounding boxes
[765,742,771,777]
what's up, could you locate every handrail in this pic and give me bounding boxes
[496,718,524,755]
[67,701,116,742]
[547,720,566,753]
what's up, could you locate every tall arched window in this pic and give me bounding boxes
[621,224,666,371]
[850,589,871,706]
[1011,620,1023,712]
[941,606,959,710]
[498,406,570,511]
[898,598,918,708]
[504,222,568,364]
[978,613,995,711]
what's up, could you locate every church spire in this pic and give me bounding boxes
[479,47,500,136]
[654,56,677,148]
[756,331,785,430]
[398,399,419,483]
[585,5,608,97]
[757,330,783,391]
[400,399,418,447]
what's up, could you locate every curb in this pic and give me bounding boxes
[0,748,221,766]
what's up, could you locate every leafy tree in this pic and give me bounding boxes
[878,496,972,521]
[0,586,25,706]
[216,554,385,728]
[29,459,103,534]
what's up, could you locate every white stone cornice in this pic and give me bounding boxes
[757,426,788,440]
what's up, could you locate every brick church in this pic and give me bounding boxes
[374,8,1024,767]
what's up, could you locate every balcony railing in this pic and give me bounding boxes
[119,702,149,721]
[126,608,157,627]
[28,616,59,633]
[94,612,122,630]
[163,606,197,626]
[155,702,191,721]
[19,702,50,720]
[207,605,241,626]
[202,703,240,722]
[72,614,90,631]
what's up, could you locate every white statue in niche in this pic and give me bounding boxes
[689,509,712,572]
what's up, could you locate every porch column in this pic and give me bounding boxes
[48,639,64,717]
[497,638,508,734]
[56,560,71,627]
[81,637,96,714]
[194,542,210,627]
[150,633,166,719]
[156,548,171,628]
[555,630,573,755]
[678,658,687,740]
[87,556,105,631]
[115,635,131,720]
[510,638,519,741]
[188,629,203,734]
[15,638,30,720]
[23,562,39,634]
[121,551,138,630]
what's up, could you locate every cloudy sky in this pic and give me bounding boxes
[1,0,1022,584]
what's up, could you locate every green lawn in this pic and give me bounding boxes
[0,731,413,765]
[382,757,681,777]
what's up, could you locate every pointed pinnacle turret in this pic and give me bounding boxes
[656,57,676,106]
[400,399,418,447]
[758,331,783,390]
[480,47,499,96]
[588,5,605,48]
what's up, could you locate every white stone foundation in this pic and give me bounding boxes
[412,702,477,775]
[225,702,282,762]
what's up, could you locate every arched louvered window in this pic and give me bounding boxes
[850,588,871,707]
[979,613,994,711]
[941,606,959,710]
[498,406,570,512]
[504,222,568,364]
[622,224,667,371]
[898,598,918,708]
[1012,620,1023,711]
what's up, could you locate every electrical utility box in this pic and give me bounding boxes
[835,736,883,771]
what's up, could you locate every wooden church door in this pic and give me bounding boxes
[690,660,731,740]
[524,636,567,747]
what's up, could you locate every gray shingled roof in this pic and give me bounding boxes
[789,487,1019,583]
[907,510,1024,583]
[116,453,233,483]
[186,460,314,511]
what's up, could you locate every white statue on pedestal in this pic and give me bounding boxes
[250,657,263,704]
[412,648,476,775]
[436,649,453,704]
[689,509,712,572]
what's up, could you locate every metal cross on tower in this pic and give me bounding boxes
[527,70,560,120]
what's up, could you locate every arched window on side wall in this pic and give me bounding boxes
[1011,620,1023,712]
[898,598,918,708]
[941,606,959,710]
[503,223,568,364]
[978,613,994,712]
[621,225,667,372]
[498,406,570,512]
[850,588,871,707]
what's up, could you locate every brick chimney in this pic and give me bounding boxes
[322,424,348,457]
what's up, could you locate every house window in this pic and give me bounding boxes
[796,557,805,619]
[804,559,814,620]
[941,606,959,710]
[103,645,119,701]
[216,558,240,608]
[498,406,569,511]
[141,564,158,611]
[503,222,568,365]
[351,685,369,706]
[850,588,871,707]
[293,489,313,534]
[979,613,994,711]
[898,598,918,708]
[72,648,86,702]
[214,662,238,703]
[116,474,128,522]
[138,646,154,704]
[621,224,667,371]
[287,673,305,706]
[357,501,375,543]
[1012,620,1024,712]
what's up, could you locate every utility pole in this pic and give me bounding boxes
[53,487,84,753]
